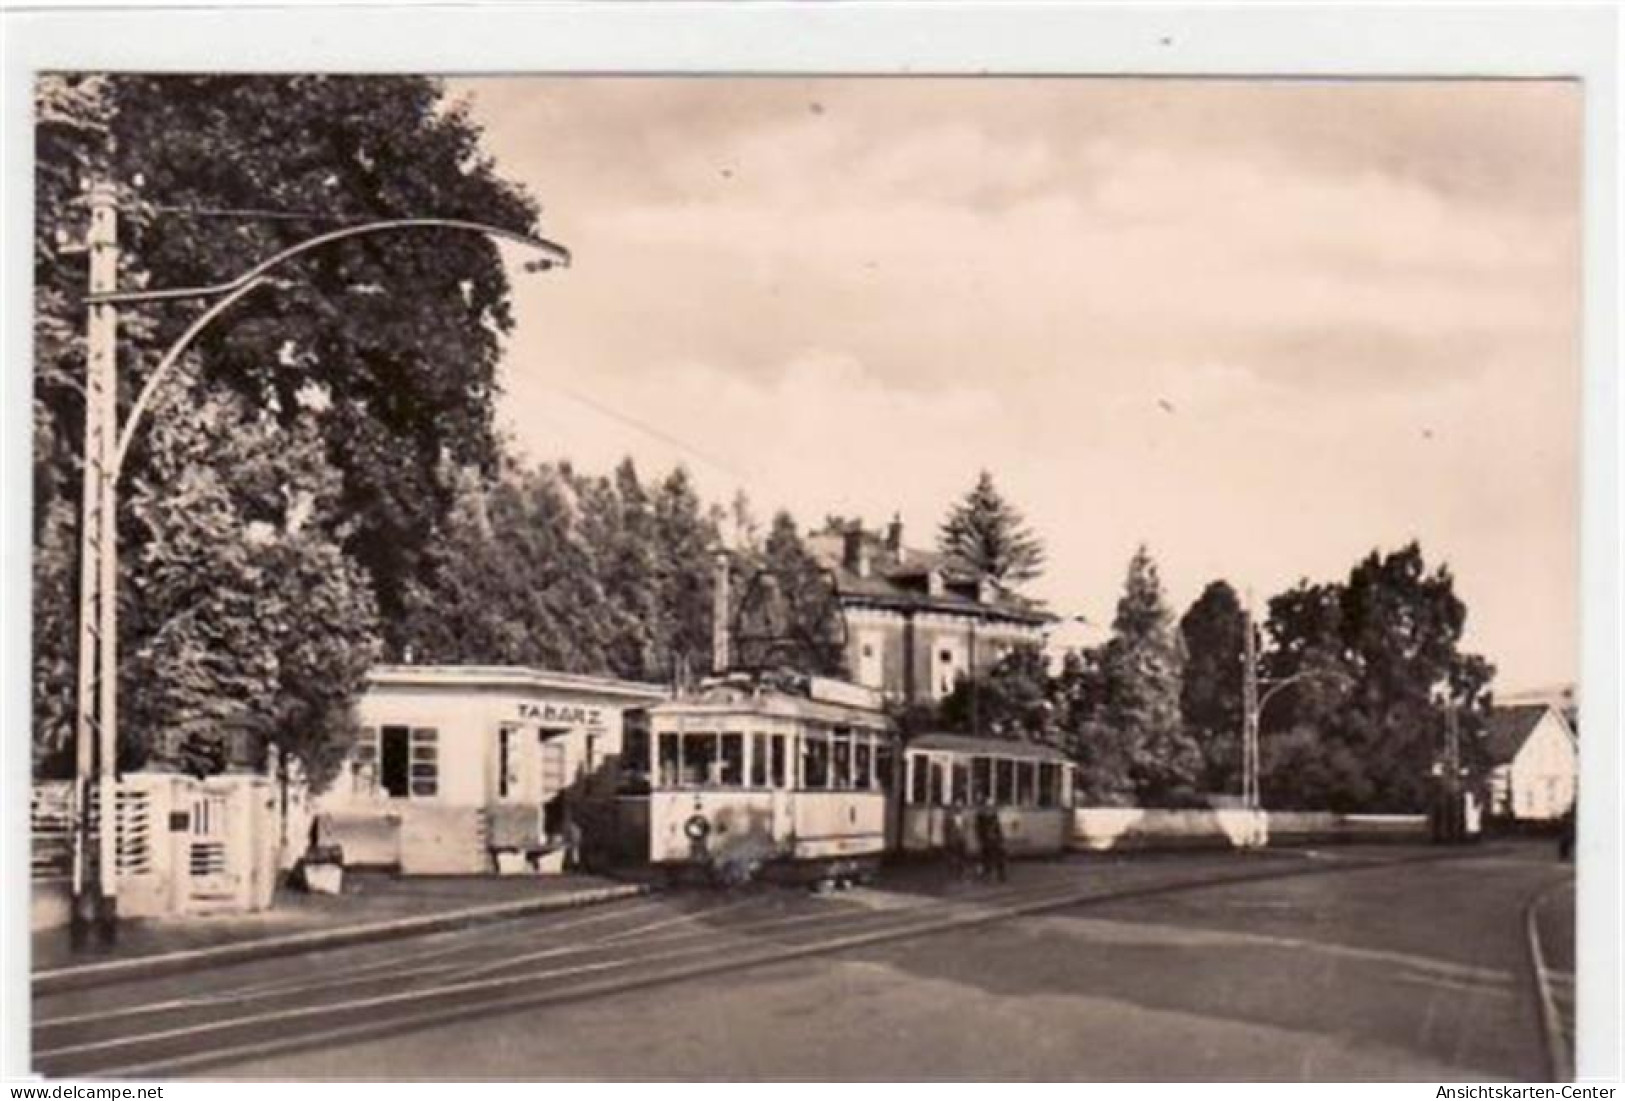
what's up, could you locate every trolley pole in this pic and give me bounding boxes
[1241,594,1260,811]
[70,181,121,948]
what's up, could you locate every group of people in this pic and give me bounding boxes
[942,802,1008,882]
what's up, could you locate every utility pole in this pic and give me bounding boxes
[1443,698,1462,843]
[71,181,120,948]
[1241,593,1260,811]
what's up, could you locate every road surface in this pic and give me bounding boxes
[33,842,1573,1080]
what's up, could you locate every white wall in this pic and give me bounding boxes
[1509,710,1578,820]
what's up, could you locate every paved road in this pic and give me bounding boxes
[32,842,1573,1080]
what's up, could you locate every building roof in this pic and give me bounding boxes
[368,665,669,702]
[906,731,1071,763]
[806,527,1053,627]
[1483,703,1573,766]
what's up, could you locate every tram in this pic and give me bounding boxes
[647,673,896,883]
[901,732,1076,856]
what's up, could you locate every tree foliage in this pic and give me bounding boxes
[32,74,539,774]
[120,371,381,790]
[937,470,1046,587]
[1099,546,1203,806]
[1261,543,1495,812]
[1178,580,1247,793]
[731,511,848,678]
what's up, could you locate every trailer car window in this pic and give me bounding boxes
[771,735,787,788]
[995,759,1015,804]
[750,734,767,787]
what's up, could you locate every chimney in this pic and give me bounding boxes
[886,513,904,563]
[712,552,731,674]
[842,524,872,578]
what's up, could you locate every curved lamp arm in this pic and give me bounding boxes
[104,218,570,480]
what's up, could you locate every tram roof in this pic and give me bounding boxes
[905,732,1072,764]
[652,682,890,728]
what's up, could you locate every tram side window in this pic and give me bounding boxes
[750,734,768,788]
[854,741,873,790]
[951,760,969,806]
[832,732,852,789]
[804,736,830,790]
[971,757,992,805]
[909,755,929,804]
[1038,762,1059,807]
[995,758,1015,805]
[720,733,744,787]
[770,735,787,788]
[658,733,681,788]
[928,760,946,806]
[683,732,719,786]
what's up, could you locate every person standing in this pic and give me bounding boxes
[944,804,970,881]
[976,801,1007,883]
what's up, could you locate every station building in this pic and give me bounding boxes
[313,665,667,874]
[806,519,1053,706]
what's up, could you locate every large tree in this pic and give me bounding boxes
[1261,543,1495,812]
[33,74,542,772]
[1178,580,1248,794]
[33,74,540,654]
[731,512,848,678]
[937,470,1046,587]
[1100,546,1202,806]
[118,370,381,789]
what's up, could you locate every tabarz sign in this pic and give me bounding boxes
[517,701,605,727]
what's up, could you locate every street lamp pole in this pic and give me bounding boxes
[67,182,569,947]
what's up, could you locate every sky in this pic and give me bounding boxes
[449,77,1582,694]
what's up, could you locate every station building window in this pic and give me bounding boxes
[409,728,438,798]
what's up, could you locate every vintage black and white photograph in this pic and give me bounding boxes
[13,19,1611,1084]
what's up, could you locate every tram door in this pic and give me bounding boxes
[537,730,568,837]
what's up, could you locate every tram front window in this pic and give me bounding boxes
[658,733,681,788]
[682,732,719,786]
[720,733,744,787]
[770,735,787,788]
[750,734,768,787]
[855,741,873,790]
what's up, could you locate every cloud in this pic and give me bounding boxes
[462,76,1580,691]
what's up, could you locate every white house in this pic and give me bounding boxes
[312,665,667,873]
[1483,702,1578,822]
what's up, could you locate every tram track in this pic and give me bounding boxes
[33,846,1493,1079]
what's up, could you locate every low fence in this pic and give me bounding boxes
[1069,807,1429,852]
[31,772,282,930]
